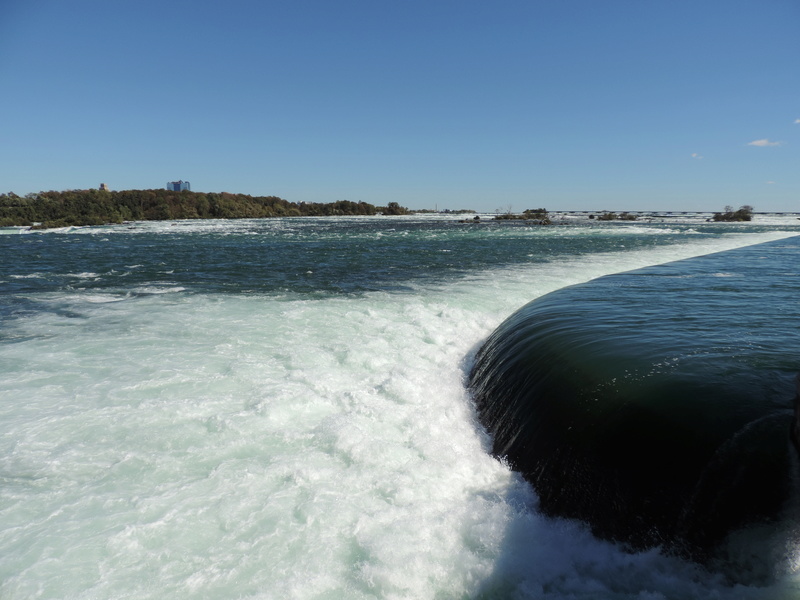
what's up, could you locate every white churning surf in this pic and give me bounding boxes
[1,216,799,599]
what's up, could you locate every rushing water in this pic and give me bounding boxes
[1,215,799,599]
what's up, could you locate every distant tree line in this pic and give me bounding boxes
[493,208,551,224]
[0,189,409,228]
[712,205,753,222]
[594,211,637,221]
[414,208,476,214]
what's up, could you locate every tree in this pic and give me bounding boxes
[382,202,408,216]
[712,205,753,222]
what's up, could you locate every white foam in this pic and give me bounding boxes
[132,285,187,295]
[1,228,798,599]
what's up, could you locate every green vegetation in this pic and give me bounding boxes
[379,201,409,216]
[493,208,551,224]
[0,189,408,228]
[412,208,476,214]
[596,212,637,221]
[712,205,753,222]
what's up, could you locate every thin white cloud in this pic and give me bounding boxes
[766,181,776,185]
[691,153,703,159]
[747,138,783,147]
[795,119,800,124]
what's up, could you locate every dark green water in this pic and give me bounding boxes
[2,217,794,298]
[470,235,800,583]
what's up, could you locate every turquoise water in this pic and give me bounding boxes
[1,215,799,599]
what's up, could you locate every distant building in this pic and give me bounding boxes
[99,183,110,191]
[167,180,191,192]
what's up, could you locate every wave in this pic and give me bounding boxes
[469,236,800,587]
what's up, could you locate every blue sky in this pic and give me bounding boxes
[1,0,798,212]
